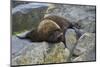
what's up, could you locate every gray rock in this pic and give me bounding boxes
[12,36,70,65]
[12,42,49,65]
[11,36,32,58]
[45,4,96,23]
[76,20,96,33]
[44,4,96,33]
[12,3,49,14]
[44,43,70,64]
[12,3,49,33]
[72,33,96,61]
[72,47,96,62]
[65,29,77,51]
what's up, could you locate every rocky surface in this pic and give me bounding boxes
[45,4,96,33]
[72,33,96,62]
[11,1,96,66]
[12,41,70,65]
[12,2,49,33]
[65,29,77,52]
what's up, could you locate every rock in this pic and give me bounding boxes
[65,29,77,52]
[12,3,49,14]
[72,33,95,61]
[12,36,70,65]
[12,42,49,65]
[12,1,29,8]
[76,20,96,33]
[44,43,70,64]
[11,36,32,58]
[45,4,96,33]
[12,3,49,33]
[45,4,96,23]
[72,47,96,62]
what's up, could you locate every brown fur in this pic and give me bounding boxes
[18,15,74,48]
[20,19,64,42]
[43,15,72,33]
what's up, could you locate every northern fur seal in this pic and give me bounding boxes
[17,15,80,48]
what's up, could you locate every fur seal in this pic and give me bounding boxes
[17,19,65,43]
[17,15,81,48]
